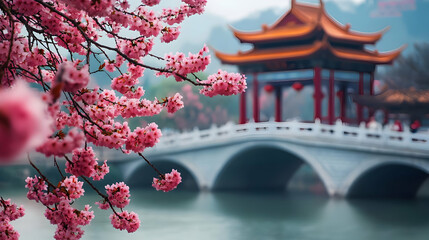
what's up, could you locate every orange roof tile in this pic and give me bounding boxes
[215,42,323,65]
[232,1,386,44]
[329,44,405,64]
[214,41,404,65]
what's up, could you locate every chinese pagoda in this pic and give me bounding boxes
[354,88,429,123]
[215,0,404,124]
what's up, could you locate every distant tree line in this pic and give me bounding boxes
[379,42,429,89]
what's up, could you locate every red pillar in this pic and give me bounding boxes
[275,87,282,122]
[253,73,259,122]
[313,67,322,121]
[328,70,335,124]
[239,91,247,124]
[338,86,346,122]
[369,72,375,119]
[357,72,364,124]
[383,109,389,125]
[369,72,374,96]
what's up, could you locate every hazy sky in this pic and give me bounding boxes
[205,0,366,21]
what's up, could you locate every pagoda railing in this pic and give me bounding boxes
[152,119,429,154]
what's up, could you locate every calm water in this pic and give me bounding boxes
[4,188,429,240]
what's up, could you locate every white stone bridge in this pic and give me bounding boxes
[104,120,429,198]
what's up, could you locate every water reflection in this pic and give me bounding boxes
[213,192,328,221]
[3,188,429,240]
[347,199,429,227]
[131,190,199,209]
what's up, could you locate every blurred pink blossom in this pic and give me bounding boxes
[0,81,52,162]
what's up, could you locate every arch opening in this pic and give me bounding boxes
[347,164,429,198]
[288,164,327,195]
[126,160,198,191]
[213,146,327,194]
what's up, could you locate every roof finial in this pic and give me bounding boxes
[319,0,325,9]
[344,23,351,31]
[261,24,269,32]
[317,0,323,23]
[291,0,296,8]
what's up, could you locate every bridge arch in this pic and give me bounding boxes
[126,159,199,191]
[212,143,332,193]
[344,161,429,198]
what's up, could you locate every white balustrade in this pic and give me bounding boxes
[154,120,429,152]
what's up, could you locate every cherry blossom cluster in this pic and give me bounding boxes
[157,45,211,82]
[109,211,140,233]
[0,198,25,240]
[152,169,182,192]
[25,175,95,239]
[111,73,145,99]
[161,0,207,25]
[165,93,185,113]
[0,81,52,161]
[105,182,131,208]
[142,0,161,6]
[60,0,115,17]
[199,70,248,97]
[130,6,162,38]
[161,26,181,43]
[56,61,91,93]
[66,147,110,180]
[84,121,131,149]
[95,182,140,233]
[11,0,41,16]
[117,38,154,59]
[37,128,85,157]
[45,201,94,240]
[125,123,162,153]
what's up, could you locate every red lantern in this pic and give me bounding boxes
[264,84,274,93]
[291,82,304,92]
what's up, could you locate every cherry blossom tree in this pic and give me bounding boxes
[0,0,247,238]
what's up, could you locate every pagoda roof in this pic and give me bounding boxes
[232,0,388,45]
[353,88,429,113]
[214,40,404,65]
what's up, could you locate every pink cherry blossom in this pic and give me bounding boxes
[161,26,181,43]
[37,128,85,157]
[142,0,160,6]
[157,45,210,82]
[105,182,130,208]
[66,147,109,180]
[55,61,90,93]
[125,122,162,153]
[199,70,247,97]
[165,93,184,113]
[61,0,115,17]
[152,169,182,192]
[109,211,140,233]
[0,198,25,240]
[0,81,52,161]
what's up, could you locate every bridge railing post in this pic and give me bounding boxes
[357,122,366,142]
[334,119,344,139]
[289,119,300,135]
[402,127,412,146]
[313,118,321,137]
